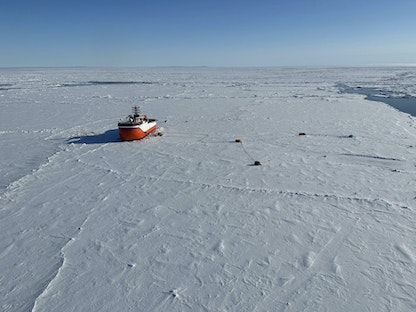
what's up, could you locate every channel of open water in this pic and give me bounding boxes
[337,83,416,117]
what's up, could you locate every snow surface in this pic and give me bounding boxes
[1,67,416,311]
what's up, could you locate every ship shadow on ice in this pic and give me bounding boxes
[67,129,121,144]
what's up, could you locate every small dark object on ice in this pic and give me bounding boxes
[254,160,261,166]
[298,132,306,136]
[235,139,242,143]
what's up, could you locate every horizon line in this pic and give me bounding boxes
[2,63,416,70]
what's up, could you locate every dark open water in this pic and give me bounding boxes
[337,83,416,117]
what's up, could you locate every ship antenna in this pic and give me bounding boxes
[132,106,140,117]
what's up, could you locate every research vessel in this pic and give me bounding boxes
[118,106,157,141]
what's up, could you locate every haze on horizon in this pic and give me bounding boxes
[1,0,415,67]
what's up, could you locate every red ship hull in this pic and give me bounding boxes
[118,123,157,141]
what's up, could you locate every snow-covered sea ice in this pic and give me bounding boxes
[1,66,416,311]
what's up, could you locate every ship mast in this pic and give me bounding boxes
[132,106,140,117]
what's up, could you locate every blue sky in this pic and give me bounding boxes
[1,0,415,67]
